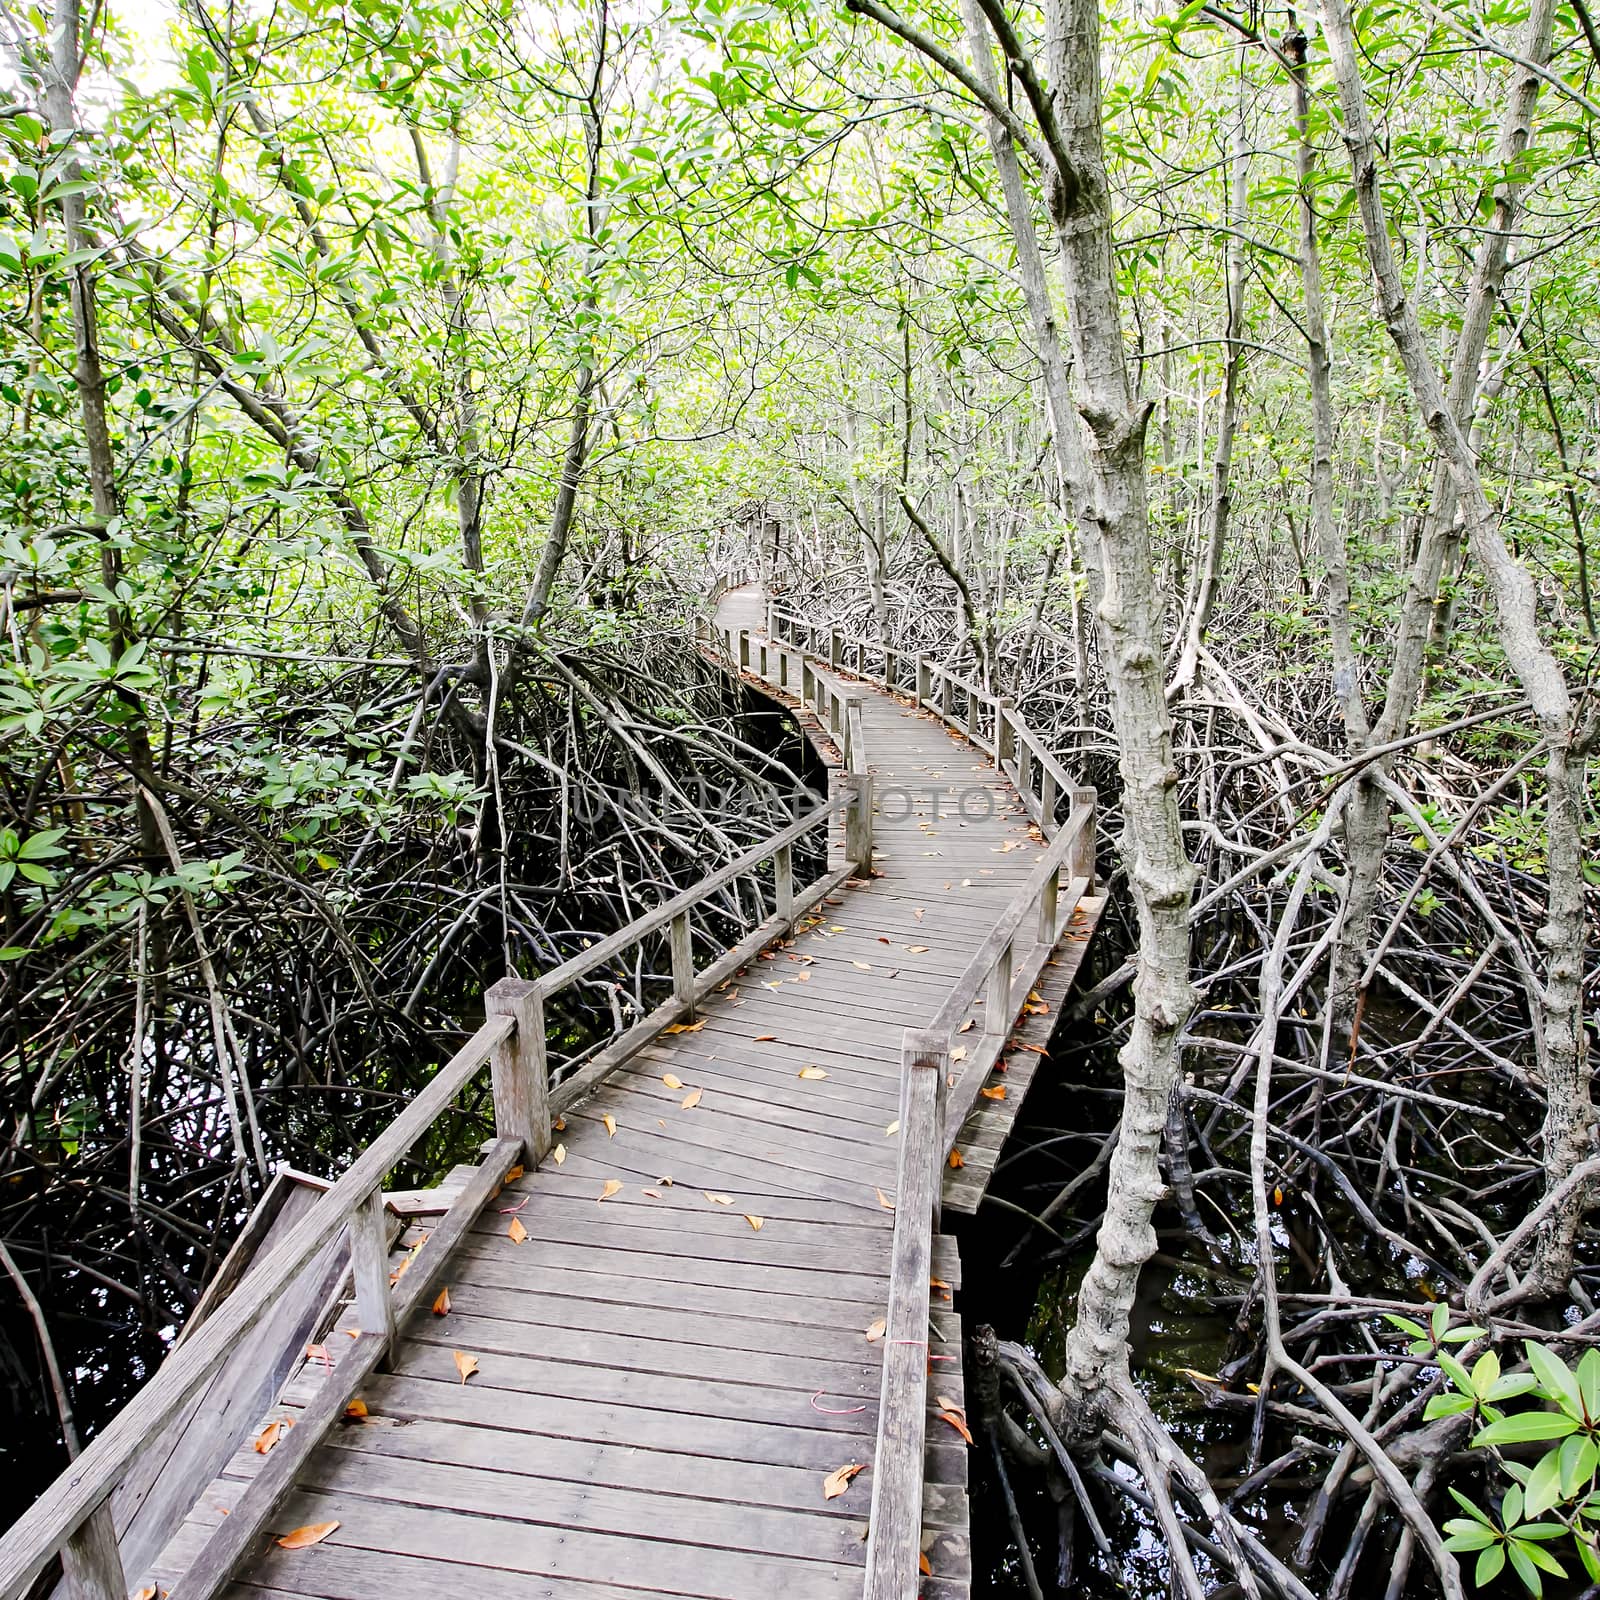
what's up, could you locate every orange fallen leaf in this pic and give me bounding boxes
[876,1188,895,1211]
[602,1114,617,1137]
[663,1018,708,1034]
[343,1398,367,1420]
[931,1276,952,1298]
[680,1087,703,1109]
[705,1191,732,1205]
[133,1589,158,1600]
[553,1116,566,1131]
[453,1351,478,1385]
[304,1343,331,1367]
[981,1085,1007,1101]
[920,1552,933,1576]
[865,1317,887,1342]
[948,1148,966,1169]
[507,1216,528,1244]
[662,1073,684,1090]
[599,1179,623,1202]
[822,1462,865,1499]
[957,1018,975,1034]
[641,1188,662,1199]
[754,1033,777,1042]
[504,1164,525,1183]
[940,1408,974,1444]
[277,1521,339,1550]
[552,1143,566,1165]
[951,1046,968,1064]
[253,1421,285,1454]
[432,1287,451,1316]
[799,1065,828,1080]
[745,1214,764,1231]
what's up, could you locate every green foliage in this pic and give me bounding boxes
[1426,1339,1600,1595]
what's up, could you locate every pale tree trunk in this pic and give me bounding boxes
[1037,0,1197,1422]
[1170,53,1250,693]
[523,1,610,630]
[1320,0,1559,1049]
[1322,0,1596,1286]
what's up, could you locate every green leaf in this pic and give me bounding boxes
[1527,1343,1583,1418]
[1474,1412,1581,1447]
[1525,1447,1564,1519]
[1475,1542,1506,1586]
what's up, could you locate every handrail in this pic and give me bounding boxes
[0,693,869,1600]
[767,604,1079,840]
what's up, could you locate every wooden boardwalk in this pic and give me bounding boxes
[0,583,1104,1600]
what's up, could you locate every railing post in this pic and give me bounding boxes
[996,696,1016,767]
[670,909,695,1015]
[828,625,842,670]
[985,936,1014,1038]
[963,688,978,743]
[778,646,789,691]
[738,629,751,671]
[60,1502,126,1600]
[914,654,929,709]
[1017,739,1033,808]
[829,688,843,737]
[844,773,874,869]
[802,656,815,706]
[1071,786,1098,892]
[863,1027,946,1600]
[843,695,862,764]
[883,645,897,691]
[1038,865,1060,944]
[940,673,954,721]
[350,1186,397,1355]
[1040,766,1059,835]
[765,595,775,637]
[485,977,552,1164]
[774,841,794,923]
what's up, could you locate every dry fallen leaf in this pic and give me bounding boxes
[822,1463,865,1499]
[754,1033,777,1042]
[507,1216,528,1244]
[277,1522,339,1550]
[641,1188,662,1199]
[680,1087,703,1110]
[598,1179,623,1202]
[951,1045,968,1063]
[504,1164,524,1183]
[920,1552,933,1576]
[133,1589,158,1600]
[851,961,872,971]
[865,1317,887,1343]
[602,1113,617,1138]
[876,1188,895,1211]
[663,1017,708,1034]
[906,945,930,954]
[253,1421,285,1454]
[957,1018,975,1034]
[662,1073,684,1090]
[885,1120,900,1137]
[553,1116,566,1131]
[432,1287,451,1316]
[453,1351,479,1385]
[343,1398,368,1420]
[744,1214,764,1231]
[705,1191,732,1205]
[798,1065,828,1080]
[940,1408,975,1445]
[981,1085,1007,1101]
[552,1143,566,1165]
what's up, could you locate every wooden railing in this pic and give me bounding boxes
[766,604,1081,841]
[0,788,867,1600]
[864,796,1096,1600]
